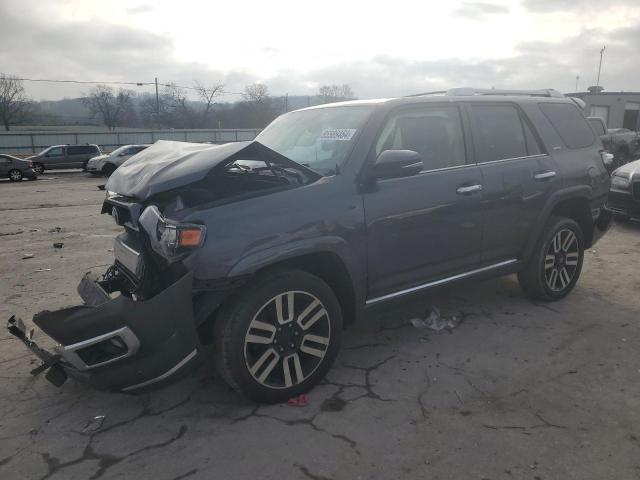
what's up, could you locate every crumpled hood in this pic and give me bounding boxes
[105,140,251,200]
[613,158,640,178]
[105,140,320,201]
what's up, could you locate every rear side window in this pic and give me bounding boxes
[68,145,98,155]
[129,146,147,154]
[539,103,594,149]
[470,104,540,162]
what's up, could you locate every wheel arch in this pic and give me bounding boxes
[522,187,595,264]
[195,239,364,345]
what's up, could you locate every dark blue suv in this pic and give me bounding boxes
[9,88,611,402]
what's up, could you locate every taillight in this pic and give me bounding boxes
[28,161,33,168]
[600,150,614,169]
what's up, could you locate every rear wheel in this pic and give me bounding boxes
[214,269,342,403]
[518,216,584,301]
[33,163,44,174]
[8,169,22,181]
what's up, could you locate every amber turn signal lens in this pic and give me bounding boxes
[178,228,203,247]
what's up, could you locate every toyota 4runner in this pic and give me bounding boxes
[8,88,611,402]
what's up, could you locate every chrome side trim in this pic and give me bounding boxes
[55,327,140,371]
[121,349,198,392]
[365,259,518,305]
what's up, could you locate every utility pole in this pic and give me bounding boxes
[155,77,160,114]
[575,75,580,92]
[596,46,606,87]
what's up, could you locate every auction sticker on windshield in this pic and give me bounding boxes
[320,129,357,141]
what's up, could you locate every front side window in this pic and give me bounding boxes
[469,104,530,163]
[44,147,64,157]
[375,105,467,171]
[256,106,374,176]
[539,102,595,149]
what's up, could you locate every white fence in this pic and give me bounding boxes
[0,129,262,155]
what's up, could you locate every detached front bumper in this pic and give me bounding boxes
[7,271,202,392]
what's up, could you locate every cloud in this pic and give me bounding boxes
[125,4,154,14]
[0,0,638,102]
[453,2,510,20]
[523,0,638,12]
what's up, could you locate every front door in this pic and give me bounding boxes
[362,104,484,301]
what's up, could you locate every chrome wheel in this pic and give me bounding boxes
[9,169,22,181]
[33,164,44,174]
[244,291,331,389]
[545,228,580,292]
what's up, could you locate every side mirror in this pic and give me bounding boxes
[370,150,423,179]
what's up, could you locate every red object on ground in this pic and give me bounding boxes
[287,394,309,407]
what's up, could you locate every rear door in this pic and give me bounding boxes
[65,146,85,167]
[467,103,557,263]
[363,103,484,300]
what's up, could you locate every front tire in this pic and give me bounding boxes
[213,269,342,403]
[518,216,584,301]
[33,163,45,174]
[102,164,116,177]
[8,169,22,181]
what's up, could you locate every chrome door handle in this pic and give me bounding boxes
[456,184,483,195]
[534,171,556,181]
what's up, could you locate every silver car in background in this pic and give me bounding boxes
[86,144,150,176]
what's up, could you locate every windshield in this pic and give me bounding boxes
[109,146,129,156]
[256,106,374,175]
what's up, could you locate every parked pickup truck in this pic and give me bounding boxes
[587,117,640,168]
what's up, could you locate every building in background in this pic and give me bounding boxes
[569,86,640,130]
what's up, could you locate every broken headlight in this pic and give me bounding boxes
[139,205,206,262]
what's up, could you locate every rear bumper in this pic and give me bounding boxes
[7,271,202,392]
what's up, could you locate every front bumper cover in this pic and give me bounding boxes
[7,271,202,392]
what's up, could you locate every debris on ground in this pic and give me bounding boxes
[53,242,64,249]
[97,184,106,191]
[48,227,63,233]
[410,306,461,331]
[21,253,34,260]
[34,268,51,272]
[0,230,23,237]
[81,415,106,434]
[287,394,309,407]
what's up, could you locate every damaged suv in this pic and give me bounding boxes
[9,88,611,402]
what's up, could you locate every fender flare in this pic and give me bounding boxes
[228,236,366,320]
[521,185,593,264]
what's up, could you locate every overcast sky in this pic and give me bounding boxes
[1,0,639,101]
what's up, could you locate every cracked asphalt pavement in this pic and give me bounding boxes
[1,172,640,480]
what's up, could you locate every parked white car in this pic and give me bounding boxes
[86,144,150,176]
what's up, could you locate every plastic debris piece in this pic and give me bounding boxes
[97,184,106,191]
[410,306,460,331]
[53,242,64,249]
[287,394,309,407]
[22,253,34,259]
[82,415,106,434]
[48,227,63,233]
[34,268,51,272]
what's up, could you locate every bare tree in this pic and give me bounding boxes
[83,85,135,131]
[194,81,224,120]
[242,83,270,104]
[164,83,196,128]
[318,84,355,104]
[0,74,31,131]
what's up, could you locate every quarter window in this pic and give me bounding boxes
[375,106,467,171]
[469,105,533,163]
[539,103,594,149]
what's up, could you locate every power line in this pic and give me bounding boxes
[11,76,244,96]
